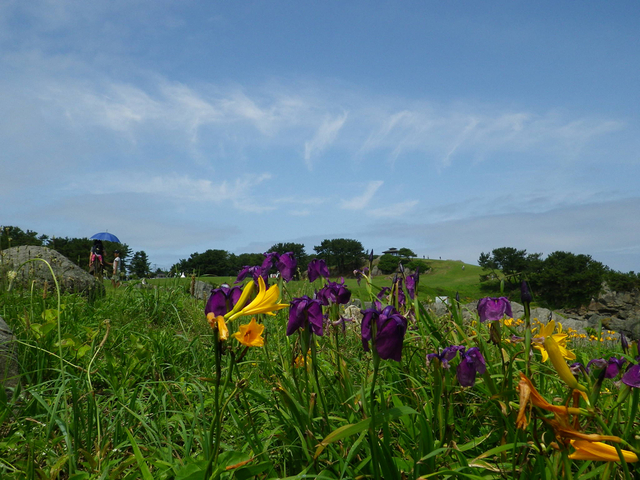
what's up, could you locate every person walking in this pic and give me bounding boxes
[111,250,122,288]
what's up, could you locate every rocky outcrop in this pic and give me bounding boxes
[0,246,104,298]
[0,315,19,400]
[424,285,640,340]
[563,285,640,340]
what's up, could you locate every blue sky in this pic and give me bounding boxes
[2,1,639,272]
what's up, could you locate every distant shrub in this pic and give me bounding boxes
[378,254,408,274]
[405,259,430,273]
[604,270,640,292]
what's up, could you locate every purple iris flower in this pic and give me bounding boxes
[376,287,391,301]
[622,364,640,388]
[287,296,324,336]
[587,358,607,373]
[426,345,465,369]
[361,305,408,362]
[520,280,533,304]
[621,333,629,354]
[331,316,353,333]
[457,347,487,387]
[477,297,513,323]
[316,279,351,306]
[354,269,366,285]
[588,357,627,379]
[276,252,297,282]
[406,267,419,299]
[307,259,330,282]
[392,276,406,307]
[570,362,588,377]
[261,252,280,272]
[205,285,243,317]
[235,265,265,284]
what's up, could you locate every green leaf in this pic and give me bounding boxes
[314,406,416,459]
[68,474,91,480]
[125,429,154,480]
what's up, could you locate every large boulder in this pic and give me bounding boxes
[0,246,104,298]
[192,280,213,301]
[0,315,19,400]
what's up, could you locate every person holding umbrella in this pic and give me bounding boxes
[89,239,105,278]
[89,232,122,282]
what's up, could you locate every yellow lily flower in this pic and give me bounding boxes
[293,349,312,369]
[569,440,638,463]
[533,320,576,362]
[232,317,265,347]
[532,320,585,392]
[227,276,288,321]
[223,280,255,319]
[207,313,229,341]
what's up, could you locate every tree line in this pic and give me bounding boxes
[7,225,638,310]
[479,246,640,309]
[170,239,369,277]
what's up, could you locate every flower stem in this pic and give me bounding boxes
[369,353,381,480]
[623,386,639,441]
[523,301,531,377]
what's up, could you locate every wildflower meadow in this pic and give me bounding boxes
[1,252,639,479]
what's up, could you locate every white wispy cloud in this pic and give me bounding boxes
[304,112,348,170]
[289,209,311,216]
[340,180,384,210]
[356,106,624,169]
[68,171,275,213]
[368,200,419,218]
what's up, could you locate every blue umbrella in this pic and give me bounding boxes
[90,232,121,243]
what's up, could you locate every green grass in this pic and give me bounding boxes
[2,265,636,479]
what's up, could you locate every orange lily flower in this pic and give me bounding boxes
[516,373,583,429]
[232,317,265,347]
[207,313,229,341]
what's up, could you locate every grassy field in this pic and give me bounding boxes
[1,261,637,479]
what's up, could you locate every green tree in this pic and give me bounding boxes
[603,269,640,292]
[397,247,416,258]
[228,253,267,277]
[531,251,605,308]
[378,253,407,274]
[478,247,542,283]
[313,238,365,275]
[172,249,232,276]
[0,226,44,249]
[130,251,151,278]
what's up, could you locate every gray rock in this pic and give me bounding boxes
[347,298,362,308]
[192,280,214,301]
[560,284,640,340]
[0,315,19,400]
[1,246,104,298]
